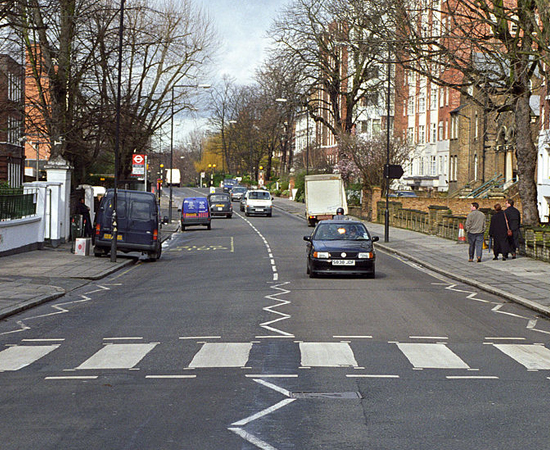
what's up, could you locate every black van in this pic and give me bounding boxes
[94,189,162,260]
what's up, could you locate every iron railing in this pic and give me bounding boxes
[0,189,37,220]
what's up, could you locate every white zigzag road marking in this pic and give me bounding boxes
[260,282,294,337]
[0,284,112,336]
[445,283,550,335]
[229,379,296,450]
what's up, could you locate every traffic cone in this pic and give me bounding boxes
[458,222,467,243]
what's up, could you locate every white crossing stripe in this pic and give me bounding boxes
[397,343,470,369]
[299,342,358,367]
[493,344,550,370]
[0,345,60,371]
[188,343,253,368]
[76,343,158,370]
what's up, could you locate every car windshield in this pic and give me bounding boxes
[209,195,228,202]
[232,187,246,193]
[248,191,270,199]
[314,223,370,241]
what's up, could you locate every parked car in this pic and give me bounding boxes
[243,189,273,217]
[389,190,418,198]
[208,193,233,218]
[230,185,248,201]
[303,219,379,278]
[94,189,162,260]
[181,197,211,230]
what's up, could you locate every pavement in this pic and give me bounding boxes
[0,195,549,321]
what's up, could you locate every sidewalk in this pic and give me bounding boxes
[0,217,179,320]
[274,197,550,317]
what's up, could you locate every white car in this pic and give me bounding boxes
[243,190,273,217]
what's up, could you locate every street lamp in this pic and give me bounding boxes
[111,0,125,262]
[168,83,210,222]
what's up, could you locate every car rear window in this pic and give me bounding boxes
[210,194,228,202]
[249,191,270,199]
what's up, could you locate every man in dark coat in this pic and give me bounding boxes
[505,198,521,258]
[489,203,511,260]
[76,197,93,237]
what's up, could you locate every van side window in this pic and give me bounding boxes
[105,199,128,219]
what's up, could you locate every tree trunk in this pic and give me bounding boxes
[361,185,373,222]
[514,94,540,226]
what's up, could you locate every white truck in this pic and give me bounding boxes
[304,174,348,227]
[165,169,181,187]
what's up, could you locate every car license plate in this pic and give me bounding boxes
[185,213,197,217]
[217,206,223,211]
[332,260,355,266]
[255,208,264,212]
[103,233,123,241]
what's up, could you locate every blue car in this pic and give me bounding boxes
[181,197,211,230]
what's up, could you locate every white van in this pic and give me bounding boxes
[243,189,273,217]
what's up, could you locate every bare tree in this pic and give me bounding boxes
[382,0,550,225]
[270,0,387,139]
[336,132,410,220]
[9,0,216,184]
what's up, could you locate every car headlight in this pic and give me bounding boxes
[358,252,373,259]
[313,251,330,259]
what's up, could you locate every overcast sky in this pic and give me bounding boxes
[194,0,289,85]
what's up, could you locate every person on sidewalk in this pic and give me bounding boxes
[465,202,486,262]
[505,198,521,258]
[76,197,93,237]
[489,203,511,261]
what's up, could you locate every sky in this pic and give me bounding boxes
[175,0,289,141]
[195,0,289,84]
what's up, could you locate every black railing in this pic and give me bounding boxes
[0,190,37,220]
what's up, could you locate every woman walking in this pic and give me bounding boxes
[489,203,511,260]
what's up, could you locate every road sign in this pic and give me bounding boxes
[131,154,146,178]
[384,164,404,179]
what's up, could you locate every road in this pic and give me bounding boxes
[0,187,549,449]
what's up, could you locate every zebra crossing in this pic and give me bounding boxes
[1,340,550,377]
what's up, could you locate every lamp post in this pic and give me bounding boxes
[111,0,125,262]
[384,45,392,243]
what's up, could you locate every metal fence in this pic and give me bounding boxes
[0,188,37,221]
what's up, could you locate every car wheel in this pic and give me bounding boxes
[309,269,317,278]
[181,224,186,231]
[367,267,375,279]
[267,212,272,217]
[93,246,104,257]
[306,260,310,275]
[227,214,232,218]
[207,223,211,230]
[149,243,162,261]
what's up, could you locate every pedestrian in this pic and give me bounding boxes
[505,198,521,258]
[464,202,486,262]
[489,203,511,261]
[76,197,93,237]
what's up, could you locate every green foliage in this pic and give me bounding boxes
[293,171,307,203]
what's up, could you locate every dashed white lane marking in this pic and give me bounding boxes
[0,345,60,371]
[45,376,98,380]
[76,343,158,370]
[188,342,253,368]
[299,342,358,367]
[397,343,470,369]
[446,376,499,380]
[493,344,550,370]
[145,375,196,379]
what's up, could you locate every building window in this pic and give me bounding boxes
[431,156,436,175]
[474,154,478,180]
[418,95,426,113]
[474,112,479,140]
[431,123,437,142]
[418,125,425,144]
[407,127,415,144]
[371,118,381,135]
[438,121,444,140]
[430,88,437,110]
[408,97,415,115]
[403,100,407,116]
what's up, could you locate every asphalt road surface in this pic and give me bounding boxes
[0,187,549,449]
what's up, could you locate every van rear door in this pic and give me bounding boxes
[125,195,157,246]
